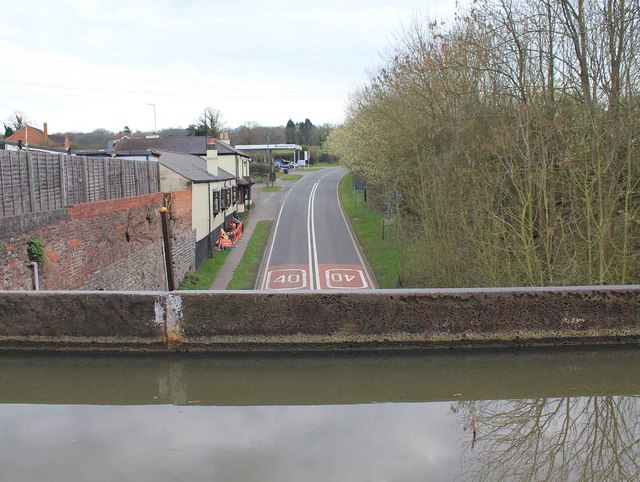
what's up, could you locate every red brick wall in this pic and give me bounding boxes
[0,190,194,291]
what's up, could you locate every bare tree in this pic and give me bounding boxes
[238,121,260,144]
[453,396,640,481]
[196,107,224,138]
[326,0,640,288]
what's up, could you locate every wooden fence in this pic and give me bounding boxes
[0,151,160,217]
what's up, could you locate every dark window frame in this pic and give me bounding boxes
[220,188,228,210]
[212,190,221,214]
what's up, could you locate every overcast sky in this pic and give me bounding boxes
[0,0,464,133]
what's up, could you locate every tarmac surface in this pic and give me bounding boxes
[257,167,376,291]
[211,167,376,290]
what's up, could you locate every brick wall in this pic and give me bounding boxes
[1,209,69,289]
[0,190,194,291]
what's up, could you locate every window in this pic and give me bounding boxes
[212,190,221,214]
[220,188,228,210]
[232,186,238,204]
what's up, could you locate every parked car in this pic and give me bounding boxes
[273,159,291,170]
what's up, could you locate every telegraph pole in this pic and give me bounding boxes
[267,135,273,187]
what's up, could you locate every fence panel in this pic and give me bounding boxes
[0,151,160,218]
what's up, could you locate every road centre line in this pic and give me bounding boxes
[310,180,321,290]
[306,172,330,290]
[261,170,330,291]
[306,181,316,289]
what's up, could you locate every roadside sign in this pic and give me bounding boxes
[352,174,365,191]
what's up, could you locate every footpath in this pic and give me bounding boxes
[210,182,284,289]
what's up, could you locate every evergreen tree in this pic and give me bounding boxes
[285,119,296,143]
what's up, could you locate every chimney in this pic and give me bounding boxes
[43,122,48,139]
[219,132,230,145]
[206,143,218,174]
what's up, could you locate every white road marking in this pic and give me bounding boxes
[325,268,368,289]
[260,184,295,290]
[310,180,321,290]
[306,172,330,290]
[265,268,307,290]
[307,181,317,289]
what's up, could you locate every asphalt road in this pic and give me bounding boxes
[258,167,376,290]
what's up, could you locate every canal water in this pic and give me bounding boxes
[1,347,639,481]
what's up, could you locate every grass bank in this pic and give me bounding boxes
[228,220,272,290]
[339,173,399,288]
[178,250,230,290]
[260,186,280,192]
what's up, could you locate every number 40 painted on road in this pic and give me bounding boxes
[266,268,307,290]
[324,269,368,289]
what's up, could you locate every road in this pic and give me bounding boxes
[258,167,375,290]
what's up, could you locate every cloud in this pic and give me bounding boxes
[0,0,463,131]
[0,402,460,481]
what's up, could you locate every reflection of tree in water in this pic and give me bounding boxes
[452,397,640,481]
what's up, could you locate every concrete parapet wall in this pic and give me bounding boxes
[1,286,640,351]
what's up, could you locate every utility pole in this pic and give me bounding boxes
[267,134,273,187]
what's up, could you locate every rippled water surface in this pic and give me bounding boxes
[1,347,639,481]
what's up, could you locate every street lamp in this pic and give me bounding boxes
[146,103,157,134]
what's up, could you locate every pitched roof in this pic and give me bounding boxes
[217,167,236,181]
[6,125,45,138]
[117,136,207,155]
[214,139,250,158]
[6,125,46,142]
[48,134,67,145]
[75,149,161,158]
[155,150,218,182]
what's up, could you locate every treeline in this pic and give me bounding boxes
[50,120,335,151]
[326,0,640,287]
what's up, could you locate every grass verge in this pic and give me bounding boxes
[281,174,303,181]
[178,249,231,290]
[228,220,273,290]
[260,186,281,192]
[314,162,341,167]
[339,173,399,288]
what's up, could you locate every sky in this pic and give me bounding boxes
[0,0,464,133]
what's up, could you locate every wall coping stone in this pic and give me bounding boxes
[1,286,639,352]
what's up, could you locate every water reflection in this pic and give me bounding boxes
[454,396,640,481]
[1,348,639,480]
[0,403,459,481]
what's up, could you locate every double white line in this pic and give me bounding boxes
[306,177,324,290]
[259,172,327,290]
